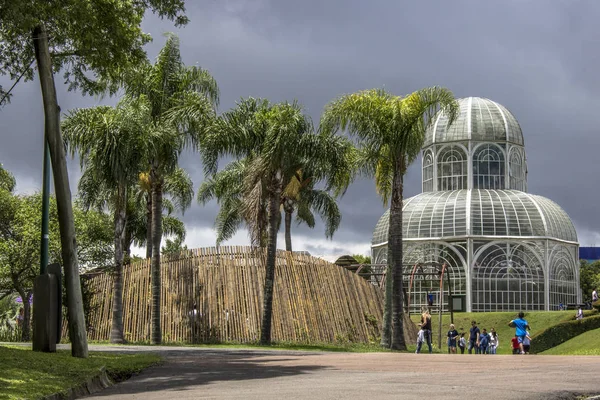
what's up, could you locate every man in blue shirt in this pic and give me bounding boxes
[508,311,531,355]
[468,320,480,354]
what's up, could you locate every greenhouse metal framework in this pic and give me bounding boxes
[371,97,580,312]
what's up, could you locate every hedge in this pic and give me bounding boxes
[531,314,600,354]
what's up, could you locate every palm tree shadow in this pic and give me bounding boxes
[92,350,329,396]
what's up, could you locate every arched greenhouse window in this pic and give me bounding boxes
[436,145,467,190]
[473,144,505,189]
[509,147,526,191]
[422,151,434,192]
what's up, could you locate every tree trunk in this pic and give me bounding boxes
[145,193,152,259]
[17,288,31,342]
[389,158,406,350]
[380,264,392,348]
[32,25,88,358]
[150,172,163,344]
[259,176,281,345]
[284,207,292,252]
[124,223,132,266]
[110,184,127,344]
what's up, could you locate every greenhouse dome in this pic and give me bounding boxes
[372,97,580,312]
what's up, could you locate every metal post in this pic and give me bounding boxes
[40,139,50,275]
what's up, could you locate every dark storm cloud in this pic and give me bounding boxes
[1,0,599,252]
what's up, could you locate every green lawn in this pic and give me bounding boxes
[0,346,161,400]
[410,311,591,354]
[542,328,600,355]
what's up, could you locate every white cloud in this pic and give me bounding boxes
[132,226,371,262]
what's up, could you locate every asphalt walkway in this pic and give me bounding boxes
[77,345,600,400]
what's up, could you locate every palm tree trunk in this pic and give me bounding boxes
[124,224,132,266]
[389,158,406,350]
[284,208,292,252]
[150,173,163,344]
[380,264,393,348]
[110,184,127,344]
[145,193,152,259]
[32,24,88,358]
[259,177,281,345]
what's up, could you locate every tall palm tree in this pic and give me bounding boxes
[63,96,151,343]
[320,87,459,350]
[124,34,218,344]
[201,98,353,344]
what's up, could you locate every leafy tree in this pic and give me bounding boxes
[202,98,353,344]
[124,35,218,344]
[161,236,188,257]
[580,260,600,302]
[321,87,459,350]
[0,193,112,342]
[63,96,152,343]
[0,0,189,358]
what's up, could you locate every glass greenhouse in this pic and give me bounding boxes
[371,97,579,312]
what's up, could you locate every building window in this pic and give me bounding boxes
[437,145,467,190]
[473,144,505,189]
[509,147,526,191]
[423,151,434,192]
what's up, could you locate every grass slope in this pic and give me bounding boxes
[410,311,586,354]
[0,346,160,400]
[542,327,600,355]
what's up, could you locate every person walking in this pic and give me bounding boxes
[458,333,466,354]
[592,288,598,303]
[468,320,480,354]
[511,335,520,354]
[418,310,433,354]
[508,311,531,355]
[576,307,584,320]
[488,329,499,354]
[447,324,459,354]
[479,328,489,354]
[523,331,532,354]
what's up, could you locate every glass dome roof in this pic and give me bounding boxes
[424,97,524,147]
[371,189,577,245]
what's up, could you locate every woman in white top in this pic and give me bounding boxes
[488,328,499,354]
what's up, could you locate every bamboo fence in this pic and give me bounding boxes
[78,246,384,344]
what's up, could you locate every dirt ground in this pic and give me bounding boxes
[80,345,600,399]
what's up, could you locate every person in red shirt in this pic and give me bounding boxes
[511,336,520,354]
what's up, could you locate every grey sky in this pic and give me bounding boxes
[1,0,599,258]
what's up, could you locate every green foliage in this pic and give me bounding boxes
[530,313,600,354]
[200,98,354,247]
[541,327,600,355]
[352,254,371,264]
[0,191,113,299]
[0,164,15,192]
[579,260,600,302]
[0,346,160,399]
[161,236,188,256]
[0,0,188,104]
[0,295,20,341]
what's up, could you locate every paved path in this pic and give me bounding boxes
[76,345,600,400]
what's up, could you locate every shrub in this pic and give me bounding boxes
[531,314,600,354]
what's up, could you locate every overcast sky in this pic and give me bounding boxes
[1,0,599,260]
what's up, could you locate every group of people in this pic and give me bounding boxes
[415,310,532,355]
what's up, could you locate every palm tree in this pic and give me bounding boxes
[320,87,459,350]
[199,162,343,252]
[63,96,151,343]
[124,34,218,344]
[137,167,193,258]
[201,98,353,344]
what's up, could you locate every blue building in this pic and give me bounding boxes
[580,247,600,263]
